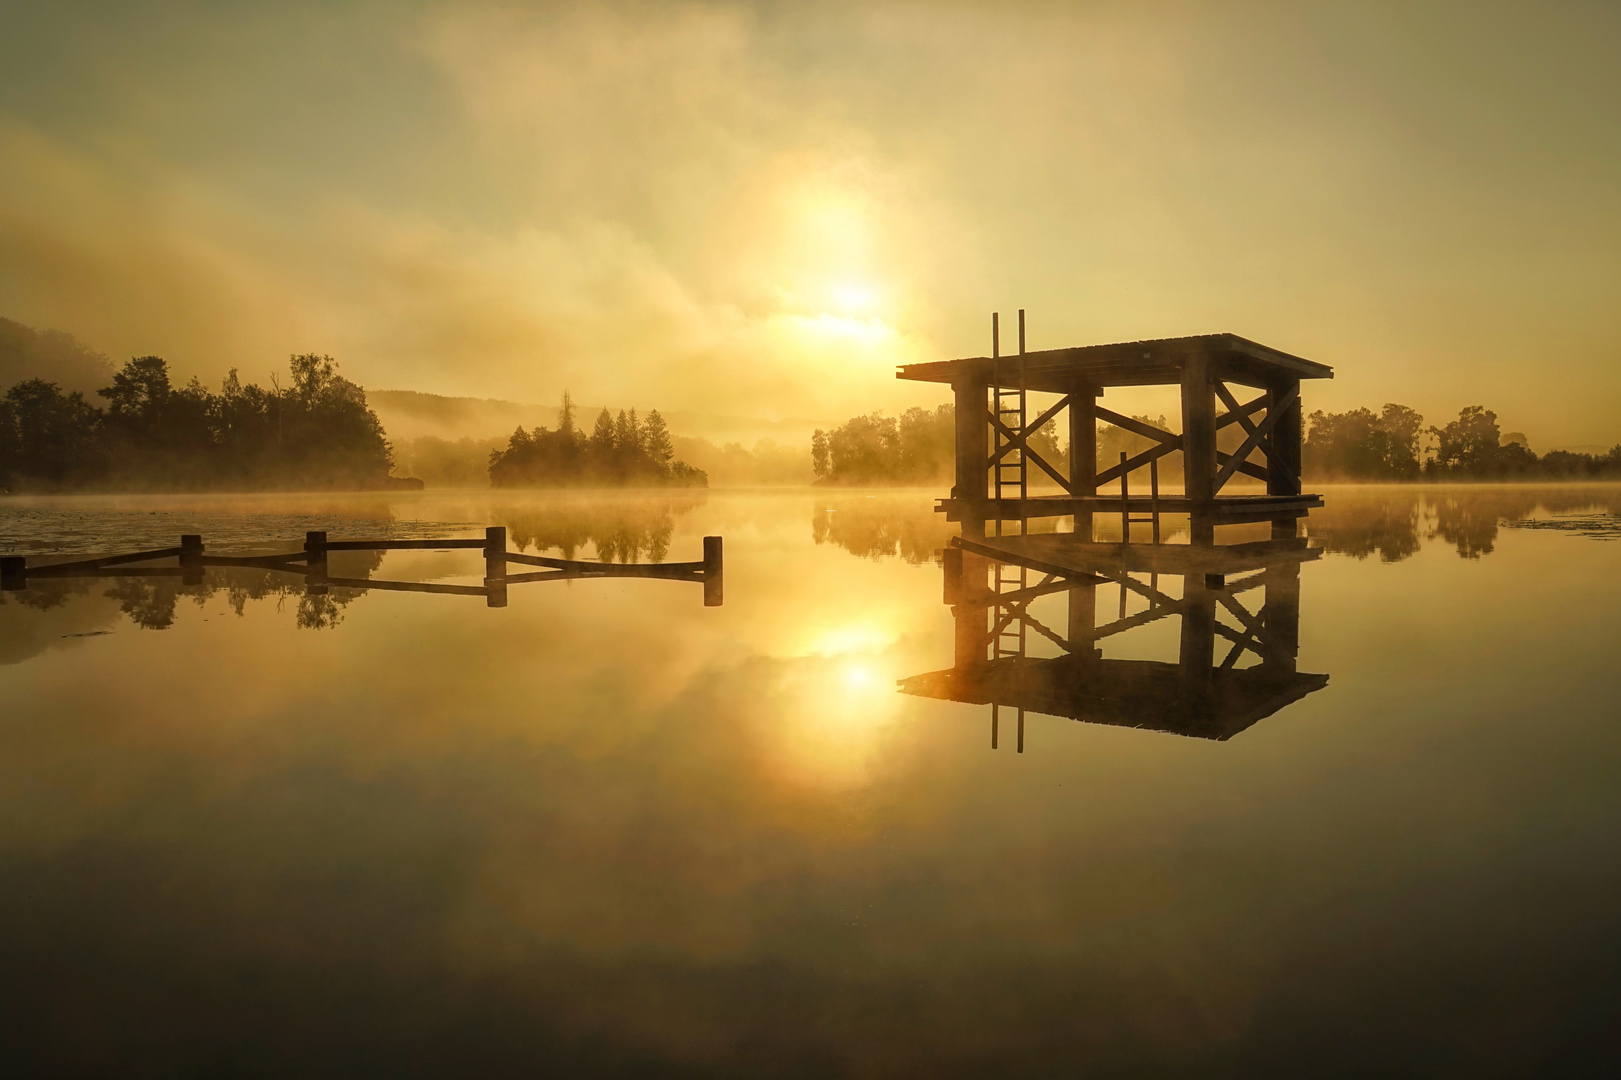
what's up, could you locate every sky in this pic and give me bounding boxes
[1,0,1618,444]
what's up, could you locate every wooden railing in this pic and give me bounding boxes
[1,527,724,608]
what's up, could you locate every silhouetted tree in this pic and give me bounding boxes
[0,353,395,492]
[487,393,706,488]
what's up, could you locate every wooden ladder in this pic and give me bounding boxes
[991,310,1028,539]
[1118,451,1162,543]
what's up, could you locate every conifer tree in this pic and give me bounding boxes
[643,409,674,466]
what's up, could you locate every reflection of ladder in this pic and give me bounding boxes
[990,310,1028,538]
[989,561,1028,753]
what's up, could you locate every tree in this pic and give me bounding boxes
[644,410,675,465]
[1304,404,1424,479]
[0,379,104,488]
[811,429,830,480]
[487,401,705,488]
[614,408,640,456]
[1431,405,1500,474]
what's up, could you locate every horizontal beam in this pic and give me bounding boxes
[320,539,487,552]
[938,494,1322,521]
[322,576,490,597]
[25,546,187,575]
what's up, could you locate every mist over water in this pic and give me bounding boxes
[2,485,1619,1074]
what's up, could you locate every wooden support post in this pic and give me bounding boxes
[1017,708,1024,754]
[1182,352,1216,544]
[1268,377,1303,497]
[1,556,25,591]
[955,550,994,670]
[180,534,204,586]
[1150,457,1161,543]
[1067,578,1097,658]
[1119,451,1129,541]
[942,546,963,605]
[1069,383,1097,541]
[304,530,328,594]
[1263,560,1301,673]
[1179,572,1217,691]
[703,535,724,607]
[484,526,508,608]
[954,374,988,538]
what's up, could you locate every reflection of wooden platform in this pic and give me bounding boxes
[899,656,1330,741]
[937,493,1322,524]
[953,533,1322,577]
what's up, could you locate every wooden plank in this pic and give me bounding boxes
[1215,451,1270,483]
[197,554,310,570]
[1095,438,1182,487]
[322,576,490,597]
[505,550,706,573]
[321,538,487,551]
[26,546,186,574]
[1093,406,1181,446]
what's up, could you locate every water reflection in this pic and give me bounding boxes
[3,488,1621,1074]
[1306,484,1621,560]
[1,553,385,640]
[902,531,1328,744]
[811,494,960,564]
[500,493,704,562]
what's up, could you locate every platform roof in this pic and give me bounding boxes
[896,332,1333,392]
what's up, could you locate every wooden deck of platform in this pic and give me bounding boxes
[953,532,1323,577]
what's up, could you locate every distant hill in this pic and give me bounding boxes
[0,317,114,396]
[368,388,829,449]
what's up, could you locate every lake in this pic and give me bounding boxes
[3,485,1620,1075]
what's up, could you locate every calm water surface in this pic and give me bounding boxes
[3,486,1620,1076]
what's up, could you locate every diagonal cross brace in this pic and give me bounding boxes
[1213,384,1298,492]
[986,410,1073,492]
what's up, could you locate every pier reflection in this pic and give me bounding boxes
[901,527,1329,745]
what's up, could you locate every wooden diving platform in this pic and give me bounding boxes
[898,321,1334,541]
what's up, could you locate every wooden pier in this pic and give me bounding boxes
[1,528,724,608]
[896,322,1334,542]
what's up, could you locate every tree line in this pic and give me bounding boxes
[810,405,1167,485]
[487,393,707,488]
[810,402,1621,485]
[1305,404,1621,480]
[1,355,396,492]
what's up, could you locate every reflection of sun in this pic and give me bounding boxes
[756,625,905,789]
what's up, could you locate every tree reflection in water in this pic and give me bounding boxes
[0,551,385,631]
[499,494,705,563]
[810,496,967,564]
[1305,485,1621,561]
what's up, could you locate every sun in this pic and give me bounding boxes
[827,280,878,315]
